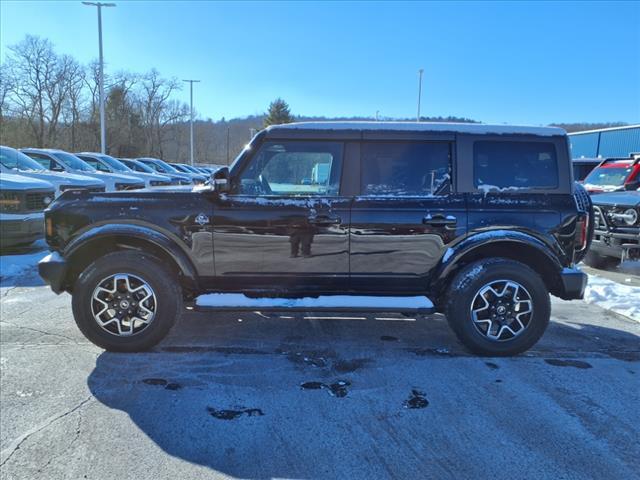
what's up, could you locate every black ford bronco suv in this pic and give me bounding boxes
[39,122,592,356]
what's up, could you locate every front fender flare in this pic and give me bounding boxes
[63,223,199,287]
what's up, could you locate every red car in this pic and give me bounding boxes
[583,155,640,194]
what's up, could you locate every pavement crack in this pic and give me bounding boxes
[0,320,81,344]
[0,395,93,468]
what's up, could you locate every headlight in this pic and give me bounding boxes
[622,208,638,226]
[0,191,22,212]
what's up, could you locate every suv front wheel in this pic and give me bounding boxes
[72,251,181,352]
[445,258,551,356]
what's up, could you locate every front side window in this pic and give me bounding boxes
[474,141,558,189]
[360,142,451,196]
[237,141,343,196]
[53,152,96,172]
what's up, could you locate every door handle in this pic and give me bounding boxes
[423,214,456,227]
[309,215,341,225]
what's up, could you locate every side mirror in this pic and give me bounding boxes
[211,166,230,193]
[624,181,639,191]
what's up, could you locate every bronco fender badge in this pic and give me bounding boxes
[195,213,209,226]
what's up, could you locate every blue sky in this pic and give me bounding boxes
[1,1,639,124]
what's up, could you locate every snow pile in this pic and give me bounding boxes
[0,243,49,286]
[583,274,640,322]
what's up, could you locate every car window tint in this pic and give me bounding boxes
[474,141,558,189]
[238,141,343,196]
[360,142,451,196]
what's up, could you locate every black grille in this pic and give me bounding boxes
[88,187,106,193]
[25,192,49,211]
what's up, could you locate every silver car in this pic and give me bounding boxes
[76,152,175,188]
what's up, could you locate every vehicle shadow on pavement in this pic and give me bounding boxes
[85,312,640,479]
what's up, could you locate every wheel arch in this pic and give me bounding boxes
[433,231,565,306]
[62,224,199,296]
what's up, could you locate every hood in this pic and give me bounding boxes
[591,191,640,208]
[0,172,55,190]
[12,170,104,187]
[83,171,144,184]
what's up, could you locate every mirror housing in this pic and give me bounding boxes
[211,166,230,193]
[624,181,639,191]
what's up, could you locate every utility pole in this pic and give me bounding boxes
[417,68,424,122]
[182,79,200,165]
[375,110,380,121]
[83,2,116,154]
[226,126,230,165]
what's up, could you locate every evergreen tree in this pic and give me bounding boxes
[264,98,294,127]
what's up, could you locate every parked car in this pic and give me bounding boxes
[21,149,145,192]
[39,122,591,356]
[582,154,640,193]
[572,158,601,181]
[584,191,640,267]
[0,146,105,197]
[169,163,207,184]
[0,172,55,249]
[136,157,194,185]
[75,152,173,188]
[119,158,188,185]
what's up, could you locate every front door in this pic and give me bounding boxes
[212,140,351,293]
[349,140,467,293]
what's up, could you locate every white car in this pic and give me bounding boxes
[0,172,55,248]
[0,146,105,197]
[21,149,145,192]
[75,152,175,188]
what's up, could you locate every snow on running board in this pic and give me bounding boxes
[195,293,434,312]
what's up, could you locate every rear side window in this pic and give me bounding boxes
[360,142,450,196]
[474,141,558,189]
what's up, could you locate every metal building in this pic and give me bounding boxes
[569,124,640,159]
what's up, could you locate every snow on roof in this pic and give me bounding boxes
[268,121,566,137]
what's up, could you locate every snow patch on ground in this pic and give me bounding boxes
[0,242,49,287]
[583,274,640,322]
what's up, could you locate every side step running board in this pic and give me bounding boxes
[193,293,435,314]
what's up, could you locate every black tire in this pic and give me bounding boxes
[445,258,550,356]
[583,250,617,270]
[72,251,181,352]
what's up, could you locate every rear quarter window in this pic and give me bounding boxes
[474,141,559,189]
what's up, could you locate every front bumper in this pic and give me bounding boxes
[0,213,44,247]
[38,252,68,294]
[590,227,640,260]
[558,267,588,300]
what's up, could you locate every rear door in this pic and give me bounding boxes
[349,136,467,293]
[212,140,351,292]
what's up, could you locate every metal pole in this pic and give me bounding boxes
[226,126,230,165]
[83,2,115,153]
[182,79,200,165]
[97,5,106,153]
[417,68,424,122]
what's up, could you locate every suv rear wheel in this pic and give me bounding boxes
[445,258,550,356]
[72,251,180,352]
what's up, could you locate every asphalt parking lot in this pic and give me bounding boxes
[1,255,639,480]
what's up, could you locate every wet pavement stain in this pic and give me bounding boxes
[142,378,167,386]
[485,362,499,370]
[207,406,265,420]
[380,335,399,342]
[404,389,429,409]
[495,379,503,383]
[300,380,351,397]
[407,347,451,357]
[142,378,183,390]
[161,346,268,355]
[333,358,371,373]
[544,359,593,369]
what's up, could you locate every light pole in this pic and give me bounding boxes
[82,2,115,154]
[417,68,424,122]
[182,79,200,165]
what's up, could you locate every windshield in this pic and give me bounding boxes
[53,152,96,172]
[123,159,155,173]
[182,165,201,174]
[144,159,179,174]
[584,166,633,186]
[0,147,46,171]
[98,154,131,172]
